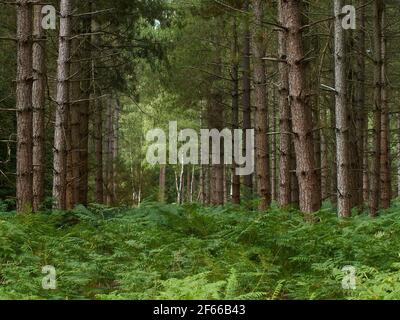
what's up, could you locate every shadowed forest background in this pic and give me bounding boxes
[2,0,400,300]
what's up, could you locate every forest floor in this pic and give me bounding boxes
[1,201,400,300]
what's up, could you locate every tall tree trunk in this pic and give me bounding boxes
[32,3,46,212]
[92,13,103,204]
[209,41,224,206]
[209,98,224,206]
[105,97,114,205]
[16,0,33,213]
[251,0,270,210]
[242,0,253,196]
[231,17,241,205]
[334,0,351,218]
[320,107,329,201]
[53,0,73,210]
[278,0,292,208]
[67,23,82,209]
[380,9,391,209]
[112,98,120,203]
[282,0,320,213]
[271,89,278,202]
[355,0,367,208]
[370,0,383,217]
[79,1,92,205]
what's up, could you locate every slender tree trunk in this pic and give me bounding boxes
[53,0,73,210]
[251,0,270,210]
[200,164,205,204]
[242,0,253,196]
[112,98,120,203]
[290,141,299,207]
[159,165,166,203]
[282,0,320,213]
[231,17,241,205]
[79,1,92,205]
[271,89,278,202]
[278,0,292,208]
[209,43,224,206]
[333,0,351,218]
[205,165,210,205]
[92,14,103,204]
[94,95,104,204]
[191,166,195,203]
[67,24,81,209]
[380,9,391,209]
[16,0,33,212]
[32,3,46,212]
[356,0,367,208]
[370,0,383,217]
[105,98,114,205]
[330,99,338,206]
[209,95,225,206]
[321,107,329,201]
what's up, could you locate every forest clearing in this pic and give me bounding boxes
[1,0,400,301]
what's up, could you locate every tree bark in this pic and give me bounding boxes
[333,0,351,218]
[92,14,103,204]
[370,0,383,217]
[16,0,33,213]
[32,2,46,212]
[242,0,253,196]
[78,1,92,205]
[278,0,292,208]
[355,0,367,208]
[53,0,73,210]
[231,17,240,205]
[282,0,320,213]
[380,8,391,209]
[251,0,270,210]
[67,22,82,209]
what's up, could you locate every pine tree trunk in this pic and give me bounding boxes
[242,0,253,196]
[370,0,383,217]
[271,89,278,202]
[209,98,224,206]
[282,0,320,213]
[79,2,92,206]
[53,0,73,210]
[356,0,367,208]
[112,98,120,203]
[67,26,82,209]
[92,13,103,204]
[321,109,329,201]
[231,17,241,205]
[16,0,33,212]
[32,3,46,212]
[209,44,224,206]
[278,0,292,208]
[380,9,391,209]
[334,0,351,218]
[251,0,270,210]
[105,98,114,205]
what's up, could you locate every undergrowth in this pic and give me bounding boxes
[1,201,400,300]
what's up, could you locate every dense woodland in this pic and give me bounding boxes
[2,0,400,300]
